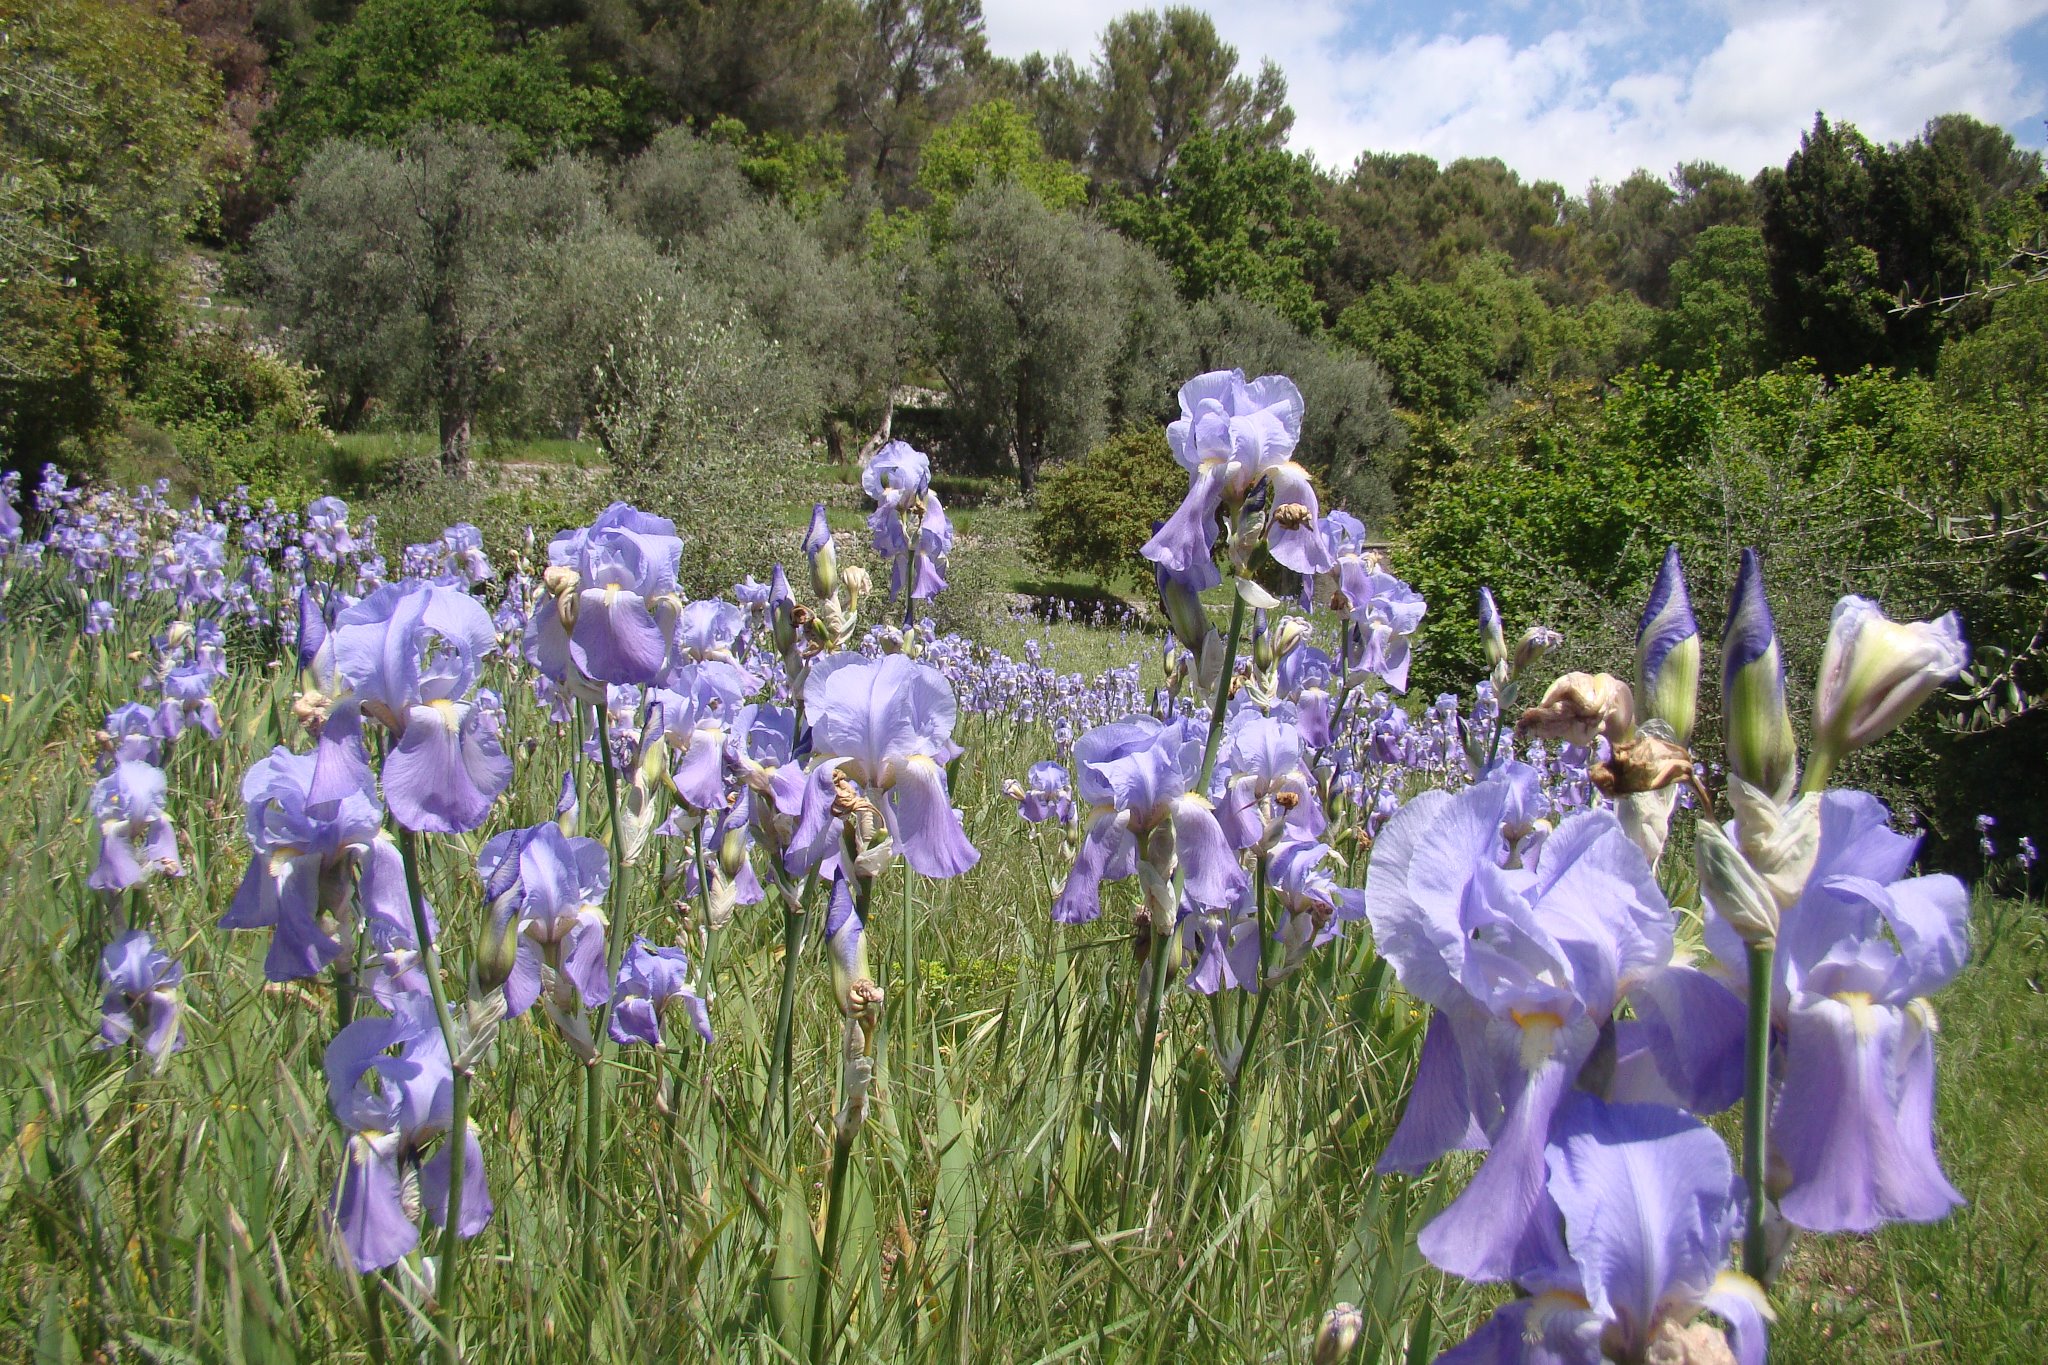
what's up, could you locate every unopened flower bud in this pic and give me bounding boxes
[1156,557,1211,655]
[476,894,523,994]
[804,504,839,599]
[1512,625,1562,677]
[1810,595,1966,780]
[768,565,799,655]
[1722,549,1798,803]
[1477,587,1508,669]
[840,564,871,605]
[1636,545,1701,743]
[1313,1303,1364,1365]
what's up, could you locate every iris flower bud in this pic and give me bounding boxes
[1635,545,1701,744]
[804,504,839,600]
[1156,556,1212,656]
[1721,549,1798,803]
[1312,1304,1364,1365]
[1477,587,1508,670]
[768,565,799,656]
[1810,595,1966,782]
[1512,625,1562,678]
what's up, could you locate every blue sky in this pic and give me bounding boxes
[981,0,2048,191]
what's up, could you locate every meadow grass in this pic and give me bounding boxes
[0,577,2033,1363]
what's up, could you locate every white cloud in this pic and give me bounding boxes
[979,0,2048,190]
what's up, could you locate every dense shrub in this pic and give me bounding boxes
[1030,426,1186,588]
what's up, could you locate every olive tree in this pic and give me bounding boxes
[252,125,605,474]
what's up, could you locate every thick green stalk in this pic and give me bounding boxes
[808,1131,857,1364]
[1198,590,1248,788]
[759,875,811,1148]
[436,1070,471,1361]
[1742,940,1775,1283]
[583,695,632,1305]
[395,829,464,1365]
[899,867,917,1109]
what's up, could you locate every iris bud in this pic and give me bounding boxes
[1721,549,1798,803]
[1477,587,1508,670]
[477,892,523,994]
[1156,558,1211,655]
[1313,1304,1364,1365]
[804,504,839,599]
[1636,545,1701,743]
[1810,595,1966,781]
[1512,625,1562,678]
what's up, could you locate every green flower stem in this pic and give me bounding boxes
[583,695,632,1305]
[899,866,917,1109]
[1198,590,1248,789]
[760,874,811,1149]
[808,1127,857,1364]
[1742,940,1775,1283]
[395,827,465,1365]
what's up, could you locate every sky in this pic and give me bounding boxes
[979,0,2048,192]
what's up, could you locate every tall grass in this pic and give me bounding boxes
[0,598,1465,1363]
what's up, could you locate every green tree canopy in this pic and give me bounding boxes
[1088,6,1290,194]
[1107,125,1333,330]
[260,0,622,181]
[1,0,220,467]
[914,98,1087,225]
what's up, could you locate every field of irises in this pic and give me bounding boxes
[0,368,2025,1364]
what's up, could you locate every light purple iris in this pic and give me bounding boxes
[1010,760,1074,826]
[608,937,711,1047]
[97,930,186,1069]
[100,702,161,769]
[319,582,513,833]
[1141,369,1328,588]
[863,440,930,559]
[1705,790,1969,1233]
[223,746,417,982]
[88,759,182,892]
[304,496,356,563]
[1365,781,1743,1282]
[1054,715,1247,923]
[151,660,222,741]
[324,997,492,1272]
[478,822,611,1019]
[1438,1094,1769,1365]
[652,662,750,812]
[1333,561,1425,693]
[527,503,685,689]
[1214,708,1326,851]
[786,654,979,879]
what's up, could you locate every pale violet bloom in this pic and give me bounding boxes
[608,937,711,1047]
[1705,790,1969,1233]
[1437,1094,1769,1365]
[785,654,978,879]
[477,822,610,1018]
[88,760,182,892]
[1054,715,1246,924]
[1141,369,1328,588]
[98,930,186,1070]
[527,503,684,690]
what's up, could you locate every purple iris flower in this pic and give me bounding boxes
[910,492,952,599]
[786,654,979,878]
[223,747,417,982]
[1705,790,1968,1233]
[1264,836,1366,969]
[1054,715,1246,923]
[477,822,611,1018]
[1365,781,1741,1282]
[527,503,685,690]
[304,496,356,563]
[652,662,749,812]
[97,930,185,1070]
[324,998,491,1272]
[1214,708,1325,851]
[862,440,930,560]
[321,582,513,833]
[151,661,222,741]
[85,599,114,635]
[99,703,161,768]
[608,937,711,1047]
[1333,562,1425,693]
[1438,1094,1769,1365]
[88,760,182,892]
[1009,760,1074,826]
[1140,369,1328,587]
